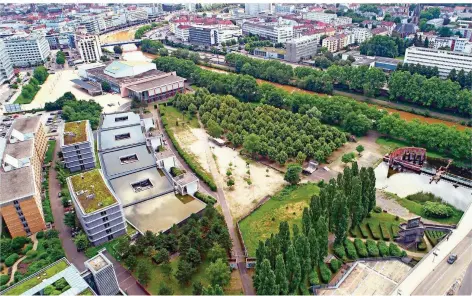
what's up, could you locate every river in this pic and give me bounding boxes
[375,162,472,211]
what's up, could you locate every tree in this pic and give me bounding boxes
[257,259,277,295]
[243,133,261,159]
[136,261,151,286]
[341,152,355,165]
[333,193,349,245]
[158,283,174,295]
[178,235,191,255]
[343,112,373,136]
[101,81,111,92]
[124,255,138,271]
[73,232,89,251]
[55,51,65,65]
[356,145,365,156]
[192,282,203,295]
[175,259,194,285]
[317,216,329,261]
[296,151,307,165]
[207,119,223,138]
[113,45,123,54]
[64,212,76,228]
[154,248,170,264]
[161,262,172,278]
[208,243,227,263]
[206,258,231,288]
[186,248,201,268]
[360,35,399,58]
[274,254,288,295]
[159,48,169,56]
[284,164,302,185]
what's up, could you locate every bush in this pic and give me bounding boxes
[319,263,332,284]
[21,244,33,255]
[333,244,346,259]
[194,192,216,205]
[5,254,19,267]
[358,224,369,239]
[354,239,368,258]
[11,236,28,251]
[170,166,185,177]
[391,225,400,238]
[425,230,446,246]
[45,229,59,239]
[423,201,454,218]
[349,228,357,237]
[377,241,389,257]
[373,206,382,213]
[417,239,427,251]
[389,243,403,257]
[366,239,380,257]
[309,270,320,285]
[36,231,44,239]
[0,274,9,285]
[367,223,381,240]
[380,223,391,241]
[330,259,341,273]
[344,239,358,260]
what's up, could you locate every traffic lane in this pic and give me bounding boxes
[458,261,472,295]
[413,232,472,295]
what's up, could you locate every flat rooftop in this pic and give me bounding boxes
[108,167,173,206]
[85,253,109,272]
[123,192,206,233]
[71,79,102,93]
[86,65,166,86]
[0,167,35,204]
[63,121,88,145]
[126,75,185,92]
[69,169,118,214]
[101,112,141,130]
[4,140,33,159]
[12,116,41,134]
[101,144,156,178]
[99,125,145,151]
[174,173,198,186]
[155,149,176,161]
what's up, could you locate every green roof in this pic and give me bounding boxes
[64,121,87,145]
[79,287,95,295]
[2,260,69,295]
[70,169,117,214]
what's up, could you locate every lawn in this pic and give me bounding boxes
[350,212,405,241]
[395,196,463,225]
[239,183,320,257]
[161,105,199,131]
[45,140,56,163]
[376,137,448,160]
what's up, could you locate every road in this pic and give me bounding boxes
[458,260,472,295]
[413,230,472,295]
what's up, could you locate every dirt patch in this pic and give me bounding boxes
[16,262,29,274]
[174,128,211,174]
[225,269,244,295]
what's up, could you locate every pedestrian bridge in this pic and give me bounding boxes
[101,39,142,47]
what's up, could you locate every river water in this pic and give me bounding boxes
[375,162,472,211]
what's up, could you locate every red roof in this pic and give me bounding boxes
[381,21,395,27]
[372,27,388,35]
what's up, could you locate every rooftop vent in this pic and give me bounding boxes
[64,131,76,137]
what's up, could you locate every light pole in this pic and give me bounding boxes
[432,248,440,262]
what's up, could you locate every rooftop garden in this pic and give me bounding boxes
[3,260,69,295]
[70,170,117,214]
[63,121,87,145]
[79,287,95,296]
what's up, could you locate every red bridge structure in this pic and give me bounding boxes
[384,147,426,172]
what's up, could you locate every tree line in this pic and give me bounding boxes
[154,57,471,160]
[15,66,49,104]
[253,163,376,294]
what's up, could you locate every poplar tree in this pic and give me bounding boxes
[302,208,311,236]
[308,228,320,265]
[367,167,377,213]
[316,216,329,261]
[351,176,364,228]
[278,221,291,256]
[274,254,289,295]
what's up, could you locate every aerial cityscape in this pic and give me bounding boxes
[0,2,471,296]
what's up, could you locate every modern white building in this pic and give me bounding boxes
[3,33,50,67]
[218,26,243,44]
[351,27,373,44]
[285,35,319,63]
[244,3,272,16]
[0,39,14,84]
[275,4,295,13]
[175,25,190,42]
[82,17,103,34]
[242,21,293,43]
[126,8,148,23]
[332,16,352,26]
[76,34,103,63]
[404,46,472,78]
[304,12,338,23]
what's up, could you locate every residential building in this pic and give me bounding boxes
[245,3,272,16]
[3,33,50,67]
[0,39,14,84]
[83,61,185,102]
[371,27,389,36]
[285,35,319,62]
[218,26,243,44]
[394,23,417,38]
[304,12,337,23]
[332,16,352,26]
[188,26,219,46]
[379,21,396,35]
[275,4,295,14]
[82,17,102,34]
[61,120,96,173]
[0,117,48,237]
[67,169,127,245]
[404,46,472,78]
[76,34,103,63]
[351,27,373,43]
[426,18,445,28]
[126,8,148,23]
[322,34,350,52]
[175,25,190,42]
[242,21,293,43]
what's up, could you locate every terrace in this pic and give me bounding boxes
[64,121,87,145]
[69,169,117,214]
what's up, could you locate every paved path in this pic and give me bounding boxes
[6,233,38,285]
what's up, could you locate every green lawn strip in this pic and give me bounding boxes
[361,212,403,241]
[161,105,199,130]
[239,183,320,257]
[45,140,56,163]
[395,197,462,225]
[367,222,381,240]
[358,224,370,239]
[85,236,125,259]
[391,224,400,238]
[379,222,391,241]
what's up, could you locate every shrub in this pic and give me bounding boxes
[373,206,382,213]
[377,241,389,257]
[194,192,217,205]
[299,283,311,295]
[425,230,446,246]
[5,254,19,267]
[349,228,357,237]
[36,231,44,239]
[11,236,28,251]
[26,250,37,258]
[21,244,33,255]
[0,274,9,285]
[170,166,185,177]
[417,239,427,251]
[330,259,341,273]
[333,244,346,259]
[319,263,332,283]
[354,239,368,258]
[367,223,381,240]
[391,225,400,238]
[423,201,454,218]
[366,239,380,257]
[380,223,391,241]
[309,270,320,285]
[389,243,402,257]
[344,239,358,260]
[358,224,369,239]
[45,229,59,239]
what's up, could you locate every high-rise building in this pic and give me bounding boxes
[285,35,319,63]
[82,17,102,34]
[189,26,219,46]
[0,39,14,84]
[3,33,50,67]
[245,3,272,16]
[76,34,103,63]
[61,120,96,173]
[84,253,120,295]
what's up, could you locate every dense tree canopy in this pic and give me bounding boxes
[359,35,405,58]
[140,39,164,54]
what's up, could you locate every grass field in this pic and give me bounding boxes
[396,197,463,225]
[239,183,320,257]
[161,105,199,131]
[44,140,56,163]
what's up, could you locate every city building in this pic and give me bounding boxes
[0,117,48,237]
[275,4,295,14]
[0,39,14,84]
[76,34,103,63]
[332,16,352,26]
[426,18,445,28]
[242,20,293,43]
[67,169,127,245]
[84,252,120,295]
[322,34,350,52]
[245,3,272,16]
[3,33,50,67]
[218,26,243,44]
[371,27,389,36]
[351,27,373,43]
[82,61,185,102]
[285,35,319,62]
[404,46,472,78]
[125,8,149,23]
[82,17,103,34]
[188,26,219,46]
[175,25,190,42]
[304,12,337,23]
[61,120,96,173]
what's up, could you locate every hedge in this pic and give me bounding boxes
[195,191,217,205]
[425,230,446,246]
[333,244,346,260]
[161,115,217,191]
[380,222,391,241]
[344,239,358,260]
[330,259,341,273]
[391,224,400,238]
[366,239,380,257]
[358,224,369,239]
[299,283,311,295]
[418,239,427,251]
[0,274,9,285]
[377,241,389,257]
[368,223,381,240]
[309,269,320,285]
[354,239,368,258]
[349,228,357,237]
[389,243,403,257]
[5,253,19,267]
[319,263,332,284]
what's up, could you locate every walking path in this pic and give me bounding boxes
[6,233,38,285]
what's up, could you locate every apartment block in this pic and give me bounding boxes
[67,169,126,246]
[76,34,103,63]
[332,16,352,26]
[351,27,373,44]
[84,253,120,295]
[61,120,96,173]
[0,117,48,237]
[242,21,293,43]
[245,3,272,16]
[126,8,149,23]
[304,12,337,23]
[322,34,351,52]
[3,33,50,67]
[0,39,14,84]
[404,46,472,78]
[285,35,319,62]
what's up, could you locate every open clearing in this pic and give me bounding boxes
[320,260,411,295]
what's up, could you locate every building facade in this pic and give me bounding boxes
[245,3,272,16]
[0,39,14,84]
[285,35,319,62]
[242,21,293,43]
[126,8,149,23]
[351,27,373,43]
[61,120,96,173]
[84,253,120,295]
[404,46,472,78]
[76,34,103,63]
[3,33,50,67]
[322,34,350,52]
[304,12,337,23]
[188,26,219,46]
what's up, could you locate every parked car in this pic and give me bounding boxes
[447,254,458,264]
[58,192,62,198]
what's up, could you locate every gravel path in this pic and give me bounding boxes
[6,233,38,285]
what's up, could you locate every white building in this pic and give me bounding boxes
[285,35,319,63]
[454,38,472,54]
[404,46,472,78]
[218,26,243,44]
[76,34,103,63]
[3,33,50,67]
[351,27,373,44]
[126,8,148,23]
[426,18,444,28]
[245,3,272,16]
[275,4,295,13]
[242,21,293,43]
[0,39,14,84]
[81,17,102,34]
[175,25,190,42]
[304,12,337,23]
[103,14,127,29]
[332,16,352,26]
